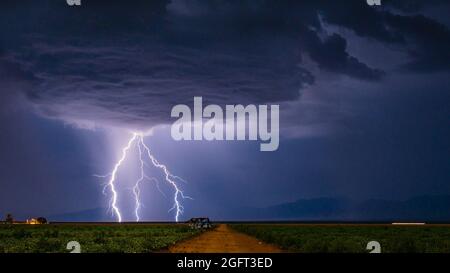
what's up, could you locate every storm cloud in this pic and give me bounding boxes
[1,0,449,130]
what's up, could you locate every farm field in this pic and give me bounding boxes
[232,224,450,253]
[0,223,200,253]
[2,223,450,253]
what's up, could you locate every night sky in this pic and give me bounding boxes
[1,0,450,221]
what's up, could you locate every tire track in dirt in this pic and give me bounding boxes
[169,224,282,253]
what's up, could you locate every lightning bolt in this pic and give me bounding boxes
[139,137,192,222]
[132,139,145,222]
[102,132,190,222]
[106,134,138,223]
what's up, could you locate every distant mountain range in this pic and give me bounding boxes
[48,195,450,222]
[231,195,450,222]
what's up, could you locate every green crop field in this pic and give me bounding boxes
[232,224,450,253]
[2,223,450,253]
[0,224,199,253]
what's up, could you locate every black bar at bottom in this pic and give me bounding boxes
[0,253,447,272]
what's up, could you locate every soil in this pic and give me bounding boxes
[169,224,282,253]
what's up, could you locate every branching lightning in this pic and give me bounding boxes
[100,133,190,222]
[139,137,193,222]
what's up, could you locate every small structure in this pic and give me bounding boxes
[4,214,14,224]
[188,217,212,230]
[27,217,48,225]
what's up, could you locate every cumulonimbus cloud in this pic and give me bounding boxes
[1,0,449,131]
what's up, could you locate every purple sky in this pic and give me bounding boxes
[0,0,450,221]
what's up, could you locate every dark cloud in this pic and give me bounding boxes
[303,32,384,80]
[385,0,449,13]
[1,0,448,130]
[321,2,404,43]
[385,13,450,72]
[7,39,314,128]
[320,0,450,73]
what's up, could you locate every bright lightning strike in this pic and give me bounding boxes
[102,132,190,222]
[139,137,192,222]
[106,134,138,223]
[132,139,145,222]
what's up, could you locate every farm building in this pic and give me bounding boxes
[26,217,48,224]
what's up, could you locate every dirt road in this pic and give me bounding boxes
[169,224,282,253]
